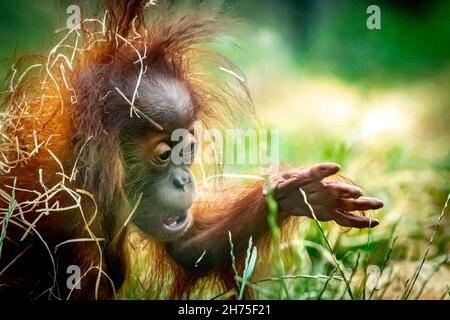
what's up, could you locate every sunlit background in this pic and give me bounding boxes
[0,0,448,299]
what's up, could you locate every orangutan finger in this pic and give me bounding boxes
[326,182,363,199]
[274,163,341,199]
[273,169,316,198]
[309,163,340,181]
[337,197,384,211]
[333,210,379,229]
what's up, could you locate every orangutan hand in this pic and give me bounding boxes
[273,163,383,228]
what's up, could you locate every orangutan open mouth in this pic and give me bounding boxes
[162,212,190,231]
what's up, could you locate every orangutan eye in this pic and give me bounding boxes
[153,143,172,165]
[159,150,171,161]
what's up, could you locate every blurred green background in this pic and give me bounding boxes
[0,0,448,299]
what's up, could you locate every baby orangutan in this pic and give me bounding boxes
[0,1,382,299]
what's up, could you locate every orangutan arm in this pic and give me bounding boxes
[166,163,383,273]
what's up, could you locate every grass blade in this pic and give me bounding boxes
[299,187,354,299]
[402,193,449,299]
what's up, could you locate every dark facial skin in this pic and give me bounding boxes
[121,75,197,242]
